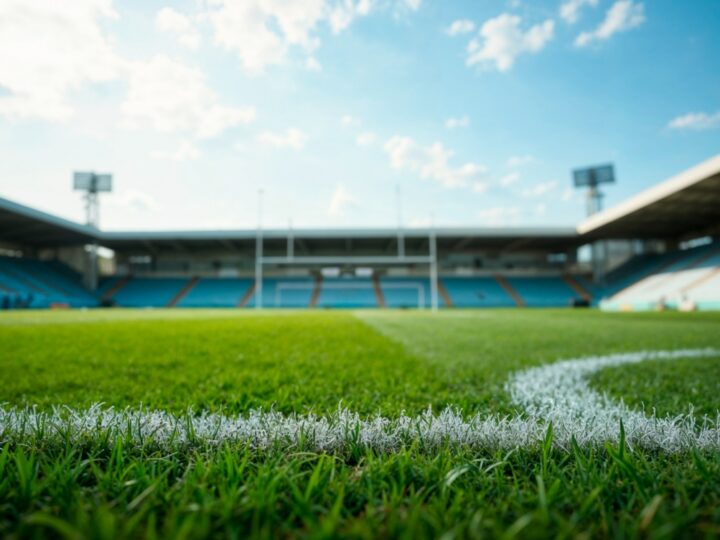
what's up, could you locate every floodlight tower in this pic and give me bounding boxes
[572,163,615,283]
[73,172,113,290]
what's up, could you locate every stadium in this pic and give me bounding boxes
[2,155,719,312]
[2,1,720,538]
[2,155,720,538]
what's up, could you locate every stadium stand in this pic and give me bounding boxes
[249,277,316,308]
[0,256,97,308]
[380,276,441,308]
[505,276,579,308]
[316,277,378,308]
[600,243,720,311]
[0,155,718,311]
[110,278,190,308]
[177,278,254,308]
[441,277,515,308]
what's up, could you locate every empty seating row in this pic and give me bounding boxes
[97,275,594,309]
[0,256,97,308]
[601,243,720,311]
[316,278,377,308]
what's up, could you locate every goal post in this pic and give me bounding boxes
[253,234,439,311]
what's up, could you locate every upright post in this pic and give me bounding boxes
[287,219,294,260]
[587,186,607,284]
[396,184,405,259]
[73,172,112,291]
[429,225,438,313]
[85,189,99,291]
[255,189,264,309]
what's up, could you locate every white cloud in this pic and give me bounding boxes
[203,0,384,74]
[340,114,356,126]
[329,0,373,34]
[156,7,201,49]
[108,190,162,213]
[472,181,491,193]
[151,141,201,162]
[328,184,359,216]
[667,111,720,131]
[0,0,121,121]
[575,0,645,47]
[203,0,325,73]
[477,206,522,226]
[356,131,377,146]
[121,55,256,138]
[402,0,422,11]
[305,57,323,71]
[446,19,475,36]
[445,116,470,129]
[258,128,308,149]
[467,14,554,71]
[507,154,535,167]
[559,0,599,24]
[535,202,546,216]
[384,136,487,188]
[499,171,520,186]
[408,217,432,228]
[522,180,558,197]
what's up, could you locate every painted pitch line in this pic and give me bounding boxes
[1,349,718,453]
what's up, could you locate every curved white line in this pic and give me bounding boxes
[507,348,720,452]
[0,349,718,452]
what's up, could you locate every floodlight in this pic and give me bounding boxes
[73,172,113,193]
[572,164,615,188]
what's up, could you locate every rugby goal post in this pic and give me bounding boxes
[253,236,439,311]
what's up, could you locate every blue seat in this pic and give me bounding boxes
[316,278,377,308]
[442,277,515,307]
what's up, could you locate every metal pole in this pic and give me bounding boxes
[396,184,405,259]
[429,222,438,313]
[288,219,294,260]
[587,186,607,284]
[255,189,264,309]
[86,188,99,290]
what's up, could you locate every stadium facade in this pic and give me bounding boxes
[1,155,718,311]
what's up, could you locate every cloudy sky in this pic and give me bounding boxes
[0,0,718,230]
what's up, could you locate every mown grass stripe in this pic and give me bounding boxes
[1,349,718,452]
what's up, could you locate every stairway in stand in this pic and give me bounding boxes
[494,275,525,307]
[309,275,323,308]
[437,279,453,308]
[167,277,199,307]
[238,282,256,307]
[562,275,592,302]
[103,275,132,302]
[372,275,386,308]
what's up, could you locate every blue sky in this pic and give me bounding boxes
[0,0,718,230]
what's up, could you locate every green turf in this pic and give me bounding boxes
[1,308,720,539]
[592,355,720,418]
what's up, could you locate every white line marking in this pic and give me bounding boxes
[1,349,718,452]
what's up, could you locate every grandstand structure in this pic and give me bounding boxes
[0,155,718,311]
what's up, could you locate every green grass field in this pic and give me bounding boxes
[1,309,720,538]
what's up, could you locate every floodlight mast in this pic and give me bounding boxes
[255,189,264,309]
[429,214,439,313]
[572,164,615,284]
[73,172,112,291]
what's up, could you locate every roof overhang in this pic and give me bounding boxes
[99,227,579,255]
[0,197,98,248]
[578,155,720,240]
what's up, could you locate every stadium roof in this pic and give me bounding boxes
[578,154,720,240]
[0,196,97,248]
[99,227,579,254]
[1,154,719,252]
